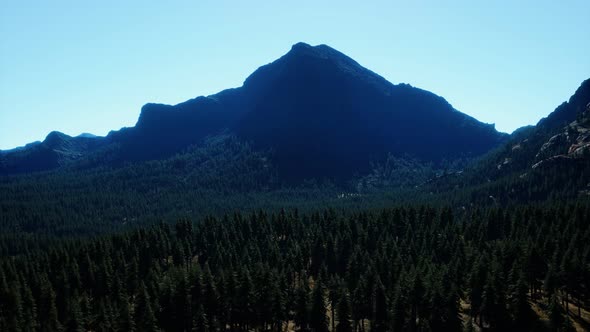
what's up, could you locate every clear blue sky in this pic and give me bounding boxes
[1,0,589,150]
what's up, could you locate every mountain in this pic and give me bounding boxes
[475,79,590,177]
[76,133,98,139]
[434,78,590,203]
[234,43,506,181]
[0,131,107,174]
[0,42,507,181]
[0,140,41,155]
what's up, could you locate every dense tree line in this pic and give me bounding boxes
[2,132,588,244]
[0,136,339,238]
[1,203,589,331]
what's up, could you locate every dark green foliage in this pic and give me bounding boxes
[117,293,135,332]
[295,276,311,331]
[336,289,353,332]
[549,294,564,331]
[509,268,532,329]
[1,202,589,331]
[390,284,406,332]
[134,282,158,332]
[36,278,62,332]
[371,280,388,332]
[192,303,208,332]
[310,278,329,332]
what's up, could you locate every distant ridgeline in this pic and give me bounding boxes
[0,42,506,182]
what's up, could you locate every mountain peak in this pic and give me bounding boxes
[284,42,363,69]
[242,42,393,97]
[289,41,313,51]
[44,131,70,146]
[287,42,338,57]
[537,78,590,129]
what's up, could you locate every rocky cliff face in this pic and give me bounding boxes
[532,102,590,169]
[479,79,590,180]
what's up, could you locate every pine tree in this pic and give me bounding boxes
[390,284,406,332]
[192,303,209,332]
[173,271,192,332]
[95,300,115,332]
[328,277,340,332]
[443,285,462,332]
[117,292,135,332]
[294,277,310,331]
[269,272,286,331]
[190,264,204,324]
[38,279,62,332]
[134,282,159,332]
[509,270,531,329]
[336,288,353,332]
[79,293,92,332]
[310,278,329,332]
[236,268,255,330]
[371,281,388,332]
[468,257,485,325]
[408,272,425,332]
[1,277,23,332]
[544,257,559,297]
[352,275,370,331]
[21,283,39,332]
[549,293,564,332]
[463,317,475,332]
[66,292,84,332]
[480,277,496,329]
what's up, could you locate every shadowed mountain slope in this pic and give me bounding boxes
[0,43,507,182]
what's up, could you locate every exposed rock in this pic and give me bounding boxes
[532,155,573,169]
[532,101,590,168]
[535,133,569,160]
[497,157,512,170]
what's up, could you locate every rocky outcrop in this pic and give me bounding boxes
[532,102,590,169]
